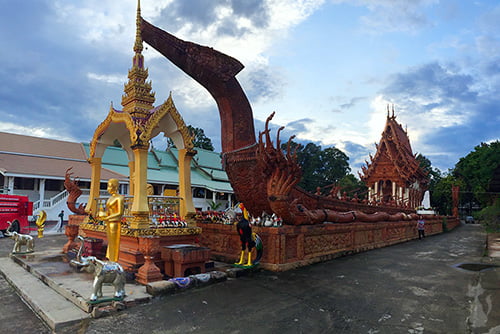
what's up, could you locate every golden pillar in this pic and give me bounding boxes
[178,148,196,220]
[130,146,149,229]
[85,157,102,215]
[128,160,135,196]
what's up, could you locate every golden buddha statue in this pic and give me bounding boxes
[101,178,124,262]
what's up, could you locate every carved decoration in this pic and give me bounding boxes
[64,167,87,215]
[80,223,201,237]
[136,236,163,284]
[304,233,352,255]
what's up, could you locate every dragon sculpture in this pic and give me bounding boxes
[64,167,87,215]
[140,19,417,225]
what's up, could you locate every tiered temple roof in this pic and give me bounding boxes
[359,106,428,208]
[361,107,428,188]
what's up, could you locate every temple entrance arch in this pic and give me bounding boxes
[86,97,196,228]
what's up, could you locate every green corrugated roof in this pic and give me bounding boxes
[147,168,179,184]
[198,167,229,181]
[192,148,224,169]
[153,149,178,167]
[190,167,233,192]
[81,143,232,192]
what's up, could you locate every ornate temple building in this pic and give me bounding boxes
[360,106,428,209]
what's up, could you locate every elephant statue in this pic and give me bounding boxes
[5,221,34,254]
[70,236,126,302]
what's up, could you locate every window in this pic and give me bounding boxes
[206,189,213,200]
[45,179,64,191]
[217,192,228,200]
[14,177,35,190]
[193,188,205,198]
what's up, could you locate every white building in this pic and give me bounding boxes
[0,132,234,221]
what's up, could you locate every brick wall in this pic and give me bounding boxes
[197,216,460,271]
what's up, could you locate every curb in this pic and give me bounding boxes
[0,257,90,333]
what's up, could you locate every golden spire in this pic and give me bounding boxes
[134,0,143,55]
[121,0,156,117]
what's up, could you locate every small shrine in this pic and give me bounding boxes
[360,106,429,209]
[78,1,203,274]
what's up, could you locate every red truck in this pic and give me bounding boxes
[0,194,33,235]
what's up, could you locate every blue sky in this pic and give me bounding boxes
[0,0,499,175]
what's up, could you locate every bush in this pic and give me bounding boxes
[476,198,500,233]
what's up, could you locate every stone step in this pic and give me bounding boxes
[0,257,90,333]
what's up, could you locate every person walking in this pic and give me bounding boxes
[417,215,425,240]
[57,210,64,232]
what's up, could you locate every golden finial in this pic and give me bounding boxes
[134,0,143,54]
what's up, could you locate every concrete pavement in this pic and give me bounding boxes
[1,223,500,333]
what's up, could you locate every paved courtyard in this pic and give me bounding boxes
[1,223,499,333]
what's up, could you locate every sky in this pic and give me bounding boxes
[1,0,499,176]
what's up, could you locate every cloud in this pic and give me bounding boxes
[87,73,126,85]
[342,141,372,175]
[374,60,500,171]
[339,96,367,110]
[143,0,324,105]
[331,0,438,33]
[240,64,285,103]
[285,118,314,134]
[0,121,75,143]
[384,62,477,104]
[156,0,270,38]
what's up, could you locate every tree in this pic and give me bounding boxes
[453,141,500,207]
[432,174,464,215]
[338,174,368,199]
[281,141,351,193]
[416,153,441,190]
[188,125,214,151]
[168,125,214,151]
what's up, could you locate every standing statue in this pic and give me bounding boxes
[100,179,124,262]
[5,221,34,254]
[71,236,126,302]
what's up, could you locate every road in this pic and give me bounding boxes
[0,223,497,333]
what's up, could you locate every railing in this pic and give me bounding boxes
[33,189,110,211]
[33,190,69,211]
[93,195,183,227]
[81,189,108,196]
